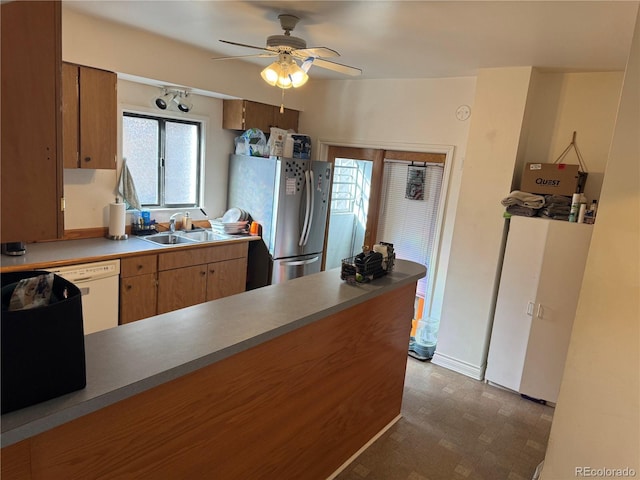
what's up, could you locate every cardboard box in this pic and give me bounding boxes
[520,163,587,196]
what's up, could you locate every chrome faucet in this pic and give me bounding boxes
[169,212,182,233]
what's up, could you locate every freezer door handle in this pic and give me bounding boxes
[302,170,315,246]
[281,256,320,267]
[299,170,311,246]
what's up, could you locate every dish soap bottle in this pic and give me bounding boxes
[183,212,192,230]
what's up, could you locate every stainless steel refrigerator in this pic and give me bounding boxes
[227,154,332,284]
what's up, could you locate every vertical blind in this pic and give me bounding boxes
[376,161,444,300]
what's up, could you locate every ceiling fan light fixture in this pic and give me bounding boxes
[261,55,308,89]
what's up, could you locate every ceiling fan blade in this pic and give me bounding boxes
[219,39,274,54]
[293,47,340,58]
[312,58,362,76]
[211,53,277,61]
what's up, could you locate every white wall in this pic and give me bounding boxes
[299,76,476,322]
[522,71,624,203]
[541,9,640,478]
[432,67,535,379]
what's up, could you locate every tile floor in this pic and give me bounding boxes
[334,358,554,480]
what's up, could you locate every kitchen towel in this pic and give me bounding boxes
[117,158,141,211]
[108,201,126,238]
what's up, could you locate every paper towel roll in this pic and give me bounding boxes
[108,202,126,238]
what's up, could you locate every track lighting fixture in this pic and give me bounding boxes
[153,88,193,113]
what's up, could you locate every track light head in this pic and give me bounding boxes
[173,92,193,113]
[154,88,193,112]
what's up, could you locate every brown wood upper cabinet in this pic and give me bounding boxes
[62,62,117,169]
[1,0,63,244]
[223,99,299,132]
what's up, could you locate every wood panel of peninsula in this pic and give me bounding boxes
[14,283,415,479]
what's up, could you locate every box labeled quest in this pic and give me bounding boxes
[520,163,587,196]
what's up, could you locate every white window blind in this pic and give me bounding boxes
[376,161,444,299]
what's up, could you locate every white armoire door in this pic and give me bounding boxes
[485,218,548,392]
[485,216,593,403]
[519,220,593,403]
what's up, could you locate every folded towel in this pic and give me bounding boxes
[501,190,546,209]
[118,158,141,211]
[506,205,539,217]
[544,194,572,206]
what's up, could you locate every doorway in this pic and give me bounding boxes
[323,145,448,355]
[323,147,384,270]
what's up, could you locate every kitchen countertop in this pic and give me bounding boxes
[0,233,259,272]
[0,259,426,447]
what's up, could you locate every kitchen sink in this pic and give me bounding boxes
[179,230,232,242]
[140,229,232,246]
[141,232,200,246]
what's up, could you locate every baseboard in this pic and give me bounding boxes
[431,352,485,380]
[326,414,402,480]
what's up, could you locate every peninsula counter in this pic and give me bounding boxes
[1,260,425,479]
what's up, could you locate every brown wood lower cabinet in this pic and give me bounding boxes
[207,257,247,301]
[120,243,248,324]
[120,254,158,324]
[157,264,207,314]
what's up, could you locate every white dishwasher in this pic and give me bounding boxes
[46,259,120,334]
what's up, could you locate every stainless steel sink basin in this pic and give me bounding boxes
[141,232,200,245]
[179,230,232,242]
[140,229,232,246]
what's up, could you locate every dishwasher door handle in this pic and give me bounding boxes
[79,287,90,296]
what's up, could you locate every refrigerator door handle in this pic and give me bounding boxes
[303,170,315,246]
[281,256,320,267]
[299,170,311,246]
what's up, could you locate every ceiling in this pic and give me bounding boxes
[63,1,639,81]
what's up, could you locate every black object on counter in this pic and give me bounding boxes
[1,242,26,256]
[1,271,86,414]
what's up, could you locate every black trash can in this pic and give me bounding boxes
[1,271,86,414]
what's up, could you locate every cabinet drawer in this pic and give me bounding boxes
[158,243,248,271]
[121,255,158,277]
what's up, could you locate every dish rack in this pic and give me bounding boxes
[341,242,395,284]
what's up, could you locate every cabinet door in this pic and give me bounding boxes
[243,101,274,132]
[485,217,548,391]
[62,63,80,168]
[120,273,157,324]
[79,66,116,169]
[157,265,207,314]
[519,222,593,403]
[1,0,63,243]
[273,108,299,131]
[206,257,247,301]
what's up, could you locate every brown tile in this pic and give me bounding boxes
[333,359,553,480]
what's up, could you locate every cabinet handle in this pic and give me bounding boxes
[209,269,215,274]
[526,302,534,316]
[126,284,132,291]
[84,156,91,163]
[536,304,544,319]
[200,270,206,276]
[137,264,143,270]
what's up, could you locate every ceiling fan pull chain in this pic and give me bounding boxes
[280,89,285,113]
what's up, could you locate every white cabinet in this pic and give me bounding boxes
[485,216,593,404]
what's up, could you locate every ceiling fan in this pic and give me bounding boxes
[212,13,362,85]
